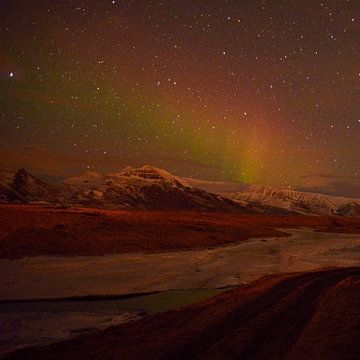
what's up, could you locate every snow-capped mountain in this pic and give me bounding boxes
[64,165,249,211]
[180,177,360,217]
[0,166,248,211]
[1,166,359,216]
[229,184,360,216]
[0,169,73,204]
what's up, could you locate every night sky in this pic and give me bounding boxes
[1,0,360,196]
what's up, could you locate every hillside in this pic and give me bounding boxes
[5,267,360,360]
[2,204,360,258]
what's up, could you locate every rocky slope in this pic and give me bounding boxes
[231,184,338,215]
[226,184,359,217]
[5,267,360,360]
[337,202,360,217]
[0,169,73,204]
[185,178,360,217]
[64,165,252,211]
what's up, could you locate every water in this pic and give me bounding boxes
[2,228,360,354]
[0,289,222,354]
[1,229,359,301]
[0,289,223,314]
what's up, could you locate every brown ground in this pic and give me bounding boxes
[4,267,360,360]
[1,204,360,258]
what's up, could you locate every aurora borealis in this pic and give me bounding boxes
[1,0,360,196]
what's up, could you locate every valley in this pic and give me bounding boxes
[1,204,360,356]
[1,167,360,358]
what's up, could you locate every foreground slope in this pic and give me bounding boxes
[5,267,360,360]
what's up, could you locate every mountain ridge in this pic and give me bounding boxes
[0,166,359,216]
[184,177,360,217]
[0,167,251,212]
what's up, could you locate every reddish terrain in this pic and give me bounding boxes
[5,267,360,360]
[1,204,360,258]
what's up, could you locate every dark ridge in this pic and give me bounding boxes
[0,291,161,304]
[4,267,360,360]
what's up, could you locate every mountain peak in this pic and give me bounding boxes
[14,168,40,185]
[117,165,190,187]
[16,168,29,177]
[121,165,135,172]
[139,164,163,171]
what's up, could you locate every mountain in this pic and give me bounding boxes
[0,167,249,212]
[1,166,360,216]
[185,178,360,217]
[229,184,360,216]
[12,169,74,203]
[65,165,251,211]
[337,202,360,217]
[230,184,337,215]
[0,169,73,204]
[0,170,17,202]
[6,267,360,360]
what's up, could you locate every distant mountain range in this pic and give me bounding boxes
[232,184,360,216]
[186,178,360,217]
[1,165,360,217]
